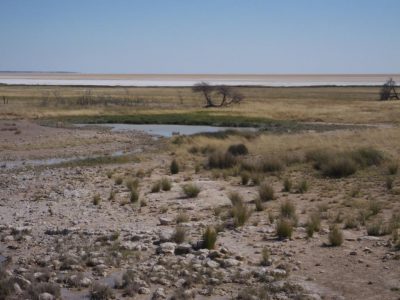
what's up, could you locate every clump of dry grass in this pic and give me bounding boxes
[259,182,274,202]
[182,183,200,198]
[172,226,187,244]
[306,212,321,237]
[93,194,101,205]
[229,192,252,227]
[170,158,179,174]
[328,225,343,246]
[202,226,217,249]
[176,211,190,224]
[150,181,161,193]
[276,218,293,240]
[227,143,248,156]
[282,178,292,192]
[208,150,237,169]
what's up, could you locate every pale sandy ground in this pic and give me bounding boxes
[1,73,399,86]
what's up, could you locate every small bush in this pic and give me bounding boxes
[260,247,271,266]
[386,177,394,190]
[227,143,248,156]
[176,211,189,224]
[282,178,292,192]
[366,219,390,236]
[108,190,115,201]
[115,177,123,185]
[328,225,343,246]
[254,197,264,211]
[351,147,384,167]
[276,218,293,239]
[208,151,236,169]
[321,157,357,178]
[160,177,172,191]
[125,178,139,191]
[369,200,382,216]
[182,184,200,198]
[202,226,217,249]
[344,215,359,229]
[296,180,309,193]
[280,201,296,220]
[229,191,243,206]
[241,171,250,185]
[306,212,321,238]
[261,158,284,173]
[130,189,139,203]
[170,159,179,174]
[231,202,252,227]
[388,162,399,175]
[172,226,186,244]
[90,283,114,300]
[151,181,161,193]
[93,194,101,205]
[259,182,274,202]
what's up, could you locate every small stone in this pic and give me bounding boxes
[39,293,54,300]
[139,287,151,294]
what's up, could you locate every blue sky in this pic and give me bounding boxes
[0,0,399,74]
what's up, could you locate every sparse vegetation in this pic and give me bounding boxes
[176,211,190,224]
[170,158,180,174]
[90,283,114,300]
[172,226,187,244]
[151,181,161,193]
[227,143,248,156]
[182,183,200,198]
[282,178,292,192]
[328,225,344,246]
[130,188,139,203]
[296,180,309,193]
[161,177,172,191]
[259,182,274,202]
[202,226,217,249]
[306,212,321,237]
[93,194,101,205]
[276,218,293,239]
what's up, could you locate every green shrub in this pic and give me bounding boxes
[160,177,172,191]
[241,171,250,185]
[93,194,101,205]
[172,226,186,244]
[227,144,248,156]
[151,181,161,193]
[276,218,293,239]
[202,226,217,249]
[328,225,343,246]
[282,178,292,192]
[130,188,139,203]
[208,151,236,169]
[182,184,200,198]
[259,182,274,202]
[170,159,179,174]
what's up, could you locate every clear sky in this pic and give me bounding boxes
[0,0,399,74]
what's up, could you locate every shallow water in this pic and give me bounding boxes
[78,123,256,137]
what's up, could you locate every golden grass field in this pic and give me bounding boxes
[1,85,399,124]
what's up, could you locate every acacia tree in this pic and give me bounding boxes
[192,82,245,107]
[380,78,399,100]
